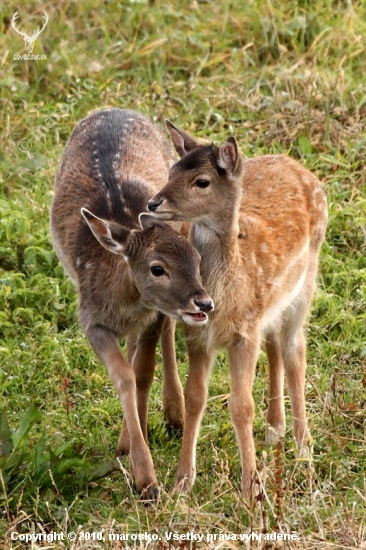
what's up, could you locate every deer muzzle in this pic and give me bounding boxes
[147,197,163,212]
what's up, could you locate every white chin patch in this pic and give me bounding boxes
[181,312,208,326]
[150,211,174,220]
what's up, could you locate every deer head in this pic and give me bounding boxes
[12,11,48,54]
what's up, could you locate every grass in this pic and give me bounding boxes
[0,0,365,548]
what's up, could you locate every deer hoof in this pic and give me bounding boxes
[265,425,284,446]
[140,483,159,503]
[174,474,193,495]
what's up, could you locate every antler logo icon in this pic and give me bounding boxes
[11,11,48,54]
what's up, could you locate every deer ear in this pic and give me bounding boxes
[165,120,201,158]
[138,213,166,230]
[81,208,130,255]
[217,137,239,175]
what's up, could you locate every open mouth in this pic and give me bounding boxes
[186,311,208,322]
[179,308,210,326]
[188,311,207,321]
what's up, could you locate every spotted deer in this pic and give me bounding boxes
[50,109,213,499]
[148,123,328,496]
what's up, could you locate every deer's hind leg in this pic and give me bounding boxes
[280,297,312,456]
[265,295,312,455]
[281,254,320,456]
[265,328,286,445]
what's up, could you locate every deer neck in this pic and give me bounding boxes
[192,194,241,264]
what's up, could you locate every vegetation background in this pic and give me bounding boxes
[0,0,365,548]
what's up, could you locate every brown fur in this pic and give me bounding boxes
[148,123,328,496]
[50,109,213,499]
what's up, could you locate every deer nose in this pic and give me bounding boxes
[194,297,214,313]
[147,197,163,212]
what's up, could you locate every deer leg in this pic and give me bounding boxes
[161,316,185,432]
[265,330,286,445]
[228,333,260,497]
[119,316,184,452]
[174,345,215,493]
[281,281,315,457]
[132,317,165,447]
[118,316,164,455]
[126,334,137,365]
[118,334,137,455]
[282,325,311,456]
[84,323,158,499]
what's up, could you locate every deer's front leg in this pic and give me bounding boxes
[118,315,185,455]
[118,334,137,455]
[85,323,158,500]
[228,333,260,497]
[118,316,164,455]
[161,316,185,431]
[175,345,215,494]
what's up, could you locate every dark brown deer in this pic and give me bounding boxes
[148,122,328,497]
[50,109,213,499]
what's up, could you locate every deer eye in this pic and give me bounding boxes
[150,265,165,277]
[195,179,210,189]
